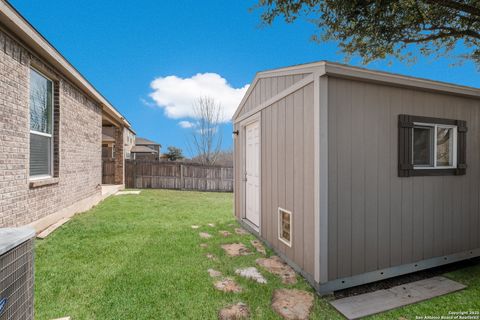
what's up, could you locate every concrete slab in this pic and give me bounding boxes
[37,217,70,239]
[330,276,466,319]
[115,190,141,195]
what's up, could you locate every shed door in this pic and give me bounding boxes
[245,120,260,227]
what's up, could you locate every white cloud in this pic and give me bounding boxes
[149,73,249,122]
[178,120,195,129]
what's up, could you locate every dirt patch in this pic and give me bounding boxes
[218,302,250,320]
[219,230,232,237]
[250,240,266,255]
[208,268,222,278]
[200,243,208,248]
[256,256,297,284]
[271,289,314,320]
[235,267,267,284]
[214,278,243,293]
[199,232,212,239]
[191,225,200,229]
[221,243,252,257]
[234,228,249,235]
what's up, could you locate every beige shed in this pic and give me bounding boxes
[232,61,480,294]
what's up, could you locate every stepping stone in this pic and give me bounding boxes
[235,228,249,235]
[235,267,267,284]
[191,225,200,229]
[208,223,216,227]
[207,268,222,278]
[200,243,208,248]
[214,278,243,293]
[115,190,141,195]
[271,289,314,320]
[256,256,297,284]
[218,302,250,320]
[219,230,232,237]
[199,232,212,239]
[206,253,217,260]
[250,240,266,255]
[221,243,252,257]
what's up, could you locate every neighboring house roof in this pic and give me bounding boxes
[0,0,132,130]
[131,146,158,154]
[135,137,161,146]
[102,134,115,143]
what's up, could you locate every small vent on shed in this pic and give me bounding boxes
[0,228,35,320]
[278,208,292,247]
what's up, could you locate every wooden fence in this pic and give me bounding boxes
[102,159,116,184]
[125,160,233,192]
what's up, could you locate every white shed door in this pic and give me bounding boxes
[245,120,260,227]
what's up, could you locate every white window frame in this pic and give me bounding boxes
[29,68,54,180]
[412,122,457,170]
[278,207,292,247]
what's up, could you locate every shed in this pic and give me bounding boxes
[232,61,480,294]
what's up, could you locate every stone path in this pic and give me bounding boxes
[256,256,297,284]
[199,232,212,239]
[234,228,249,235]
[207,269,222,278]
[219,230,232,237]
[206,253,217,260]
[235,267,267,284]
[271,289,314,320]
[250,240,266,255]
[221,243,252,257]
[214,278,243,293]
[218,303,250,320]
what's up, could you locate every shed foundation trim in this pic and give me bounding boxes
[317,248,480,294]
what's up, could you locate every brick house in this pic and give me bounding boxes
[0,1,133,230]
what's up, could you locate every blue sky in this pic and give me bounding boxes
[10,0,480,156]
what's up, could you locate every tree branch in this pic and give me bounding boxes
[423,0,480,18]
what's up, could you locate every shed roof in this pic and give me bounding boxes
[0,0,132,129]
[233,61,480,121]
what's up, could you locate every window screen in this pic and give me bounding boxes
[29,69,53,177]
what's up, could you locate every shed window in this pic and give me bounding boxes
[399,115,466,177]
[29,69,53,178]
[278,208,292,247]
[412,124,456,168]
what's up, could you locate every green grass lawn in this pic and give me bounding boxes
[35,190,480,320]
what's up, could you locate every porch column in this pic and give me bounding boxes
[114,125,124,185]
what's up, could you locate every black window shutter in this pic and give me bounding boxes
[456,120,467,175]
[398,115,413,177]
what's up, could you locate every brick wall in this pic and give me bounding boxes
[0,27,102,227]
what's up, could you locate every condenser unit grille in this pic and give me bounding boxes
[0,231,35,320]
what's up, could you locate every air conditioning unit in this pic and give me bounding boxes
[0,227,35,320]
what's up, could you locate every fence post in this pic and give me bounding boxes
[180,164,184,190]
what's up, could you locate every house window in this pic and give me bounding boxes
[278,208,292,247]
[29,68,53,178]
[399,115,467,177]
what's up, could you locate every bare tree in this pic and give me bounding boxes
[187,96,224,165]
